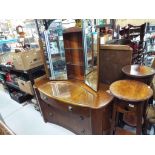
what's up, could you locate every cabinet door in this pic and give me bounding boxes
[44,21,68,80]
[83,19,99,91]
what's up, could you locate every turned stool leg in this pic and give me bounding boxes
[111,103,117,135]
[142,101,149,135]
[136,103,144,135]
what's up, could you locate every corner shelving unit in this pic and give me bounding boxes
[63,27,84,80]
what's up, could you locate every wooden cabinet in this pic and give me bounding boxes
[39,92,112,135]
[99,45,133,84]
[35,79,113,135]
[39,96,91,134]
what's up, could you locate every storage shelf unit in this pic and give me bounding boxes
[0,65,45,103]
[63,28,84,80]
[5,81,20,90]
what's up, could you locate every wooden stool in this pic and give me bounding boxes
[110,80,153,135]
[122,65,155,85]
[122,65,155,128]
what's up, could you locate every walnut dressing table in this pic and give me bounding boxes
[34,77,113,135]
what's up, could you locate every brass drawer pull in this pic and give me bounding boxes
[49,112,53,117]
[80,116,84,120]
[43,96,48,100]
[68,106,73,112]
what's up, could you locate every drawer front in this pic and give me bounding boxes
[43,103,91,135]
[40,92,90,117]
[39,95,91,135]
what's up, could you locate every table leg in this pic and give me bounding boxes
[136,103,144,135]
[111,103,117,135]
[142,99,151,135]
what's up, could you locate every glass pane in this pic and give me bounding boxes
[45,20,67,80]
[83,19,99,91]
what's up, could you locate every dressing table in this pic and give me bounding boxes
[34,77,113,135]
[34,20,131,135]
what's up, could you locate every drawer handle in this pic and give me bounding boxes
[80,116,84,120]
[68,106,73,112]
[81,129,85,134]
[49,112,53,117]
[43,96,48,100]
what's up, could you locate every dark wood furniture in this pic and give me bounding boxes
[34,77,114,135]
[119,23,146,64]
[122,65,155,85]
[110,80,153,135]
[122,65,155,127]
[99,45,133,84]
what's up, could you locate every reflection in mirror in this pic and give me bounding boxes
[83,20,99,91]
[44,20,68,80]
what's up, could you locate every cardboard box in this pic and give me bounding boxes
[0,52,15,65]
[12,50,43,71]
[17,79,34,95]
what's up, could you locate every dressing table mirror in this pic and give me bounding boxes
[83,19,99,91]
[34,19,114,135]
[44,20,68,80]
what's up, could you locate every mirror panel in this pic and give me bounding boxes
[44,21,68,80]
[83,19,99,91]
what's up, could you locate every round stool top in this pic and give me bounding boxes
[110,80,153,102]
[122,65,155,78]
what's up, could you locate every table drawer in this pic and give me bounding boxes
[40,101,91,135]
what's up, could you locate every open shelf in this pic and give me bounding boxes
[10,91,33,103]
[63,28,84,80]
[6,81,20,90]
[64,48,83,50]
[66,62,84,66]
[0,64,45,74]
